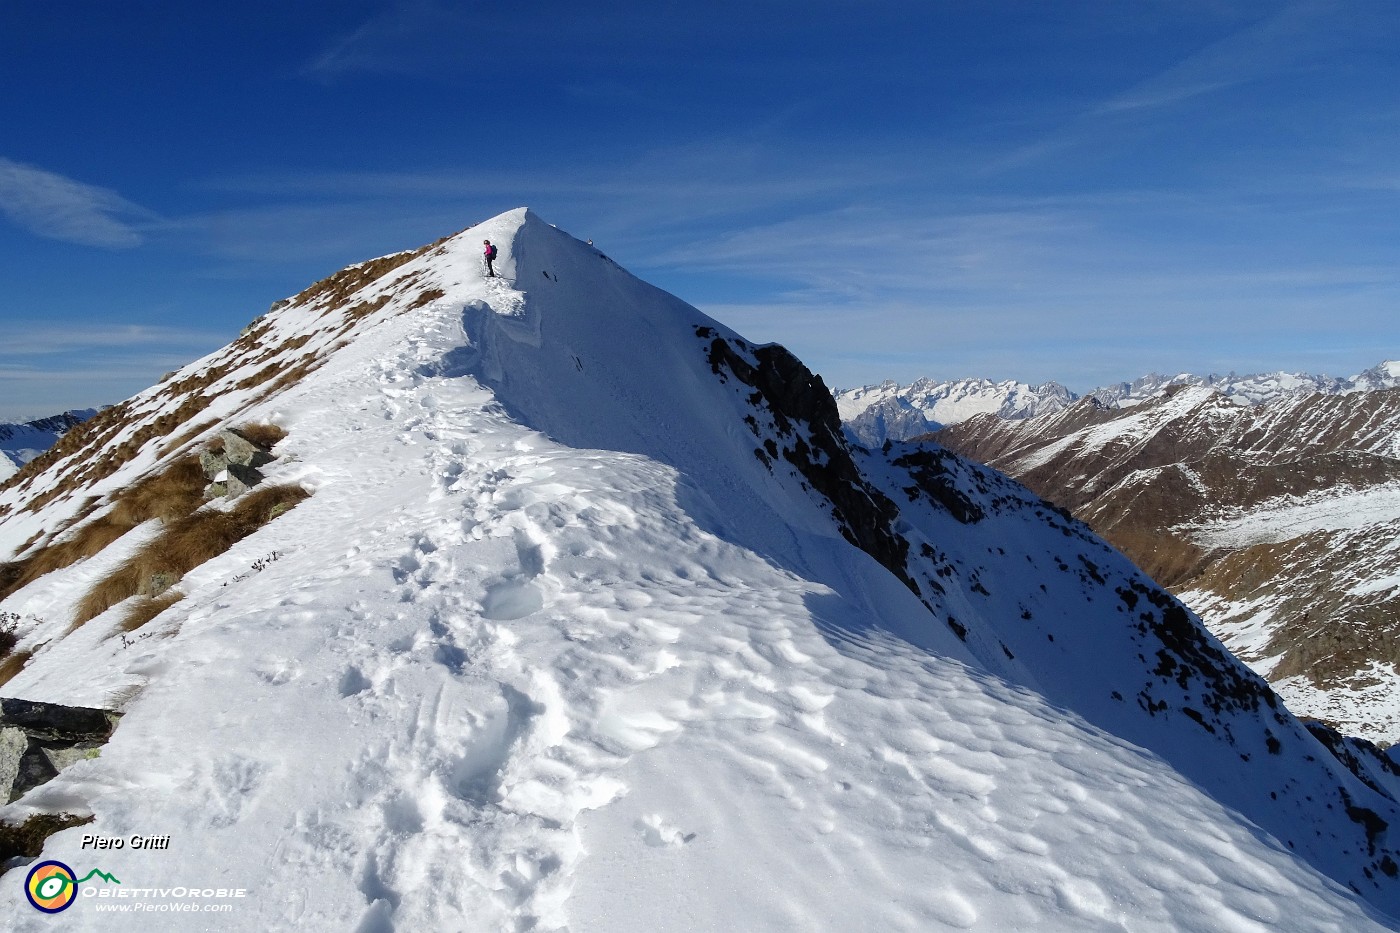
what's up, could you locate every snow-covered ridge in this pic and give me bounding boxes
[2,210,1400,929]
[838,361,1400,446]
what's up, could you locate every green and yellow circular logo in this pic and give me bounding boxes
[25,860,77,913]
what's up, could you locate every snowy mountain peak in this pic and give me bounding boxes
[1354,359,1400,390]
[2,210,1400,928]
[837,376,1076,447]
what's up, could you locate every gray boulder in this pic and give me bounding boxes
[200,429,277,500]
[218,429,274,470]
[223,463,264,498]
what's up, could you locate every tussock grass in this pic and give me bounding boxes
[294,244,436,312]
[158,418,220,457]
[0,611,27,687]
[8,321,309,511]
[0,650,32,688]
[74,484,310,626]
[107,457,207,526]
[119,590,184,633]
[0,457,207,604]
[0,243,381,512]
[408,287,445,310]
[344,294,392,323]
[15,395,213,516]
[0,564,23,599]
[234,364,281,392]
[265,353,325,394]
[49,496,102,538]
[233,422,287,449]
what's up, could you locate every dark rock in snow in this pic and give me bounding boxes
[0,697,120,803]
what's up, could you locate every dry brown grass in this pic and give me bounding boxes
[1102,527,1214,590]
[110,457,207,526]
[0,457,208,605]
[16,395,213,517]
[1,420,283,603]
[0,564,21,598]
[408,287,446,311]
[239,334,311,375]
[233,422,288,449]
[0,237,409,513]
[0,649,32,688]
[74,484,310,626]
[119,590,184,633]
[158,418,220,457]
[343,294,392,324]
[49,496,102,539]
[22,323,314,511]
[293,243,435,313]
[233,363,281,392]
[264,352,326,394]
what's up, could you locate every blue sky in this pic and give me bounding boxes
[1,1,1397,419]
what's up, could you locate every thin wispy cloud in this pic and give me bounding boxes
[0,157,154,248]
[0,325,226,419]
[200,137,893,208]
[181,138,908,267]
[0,359,194,382]
[989,0,1352,174]
[0,324,224,356]
[1094,1,1335,115]
[303,0,472,80]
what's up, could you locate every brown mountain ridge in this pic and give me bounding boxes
[934,384,1400,745]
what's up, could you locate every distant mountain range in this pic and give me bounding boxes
[0,409,98,481]
[837,361,1400,447]
[933,382,1400,747]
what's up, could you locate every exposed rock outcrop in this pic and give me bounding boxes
[0,698,119,803]
[202,428,278,498]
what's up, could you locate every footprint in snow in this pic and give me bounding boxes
[480,578,545,620]
[255,658,303,686]
[340,666,374,697]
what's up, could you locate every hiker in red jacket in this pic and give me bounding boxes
[483,239,498,277]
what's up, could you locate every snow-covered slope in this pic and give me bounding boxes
[2,210,1400,930]
[0,410,97,481]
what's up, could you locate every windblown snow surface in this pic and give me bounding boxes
[2,210,1399,931]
